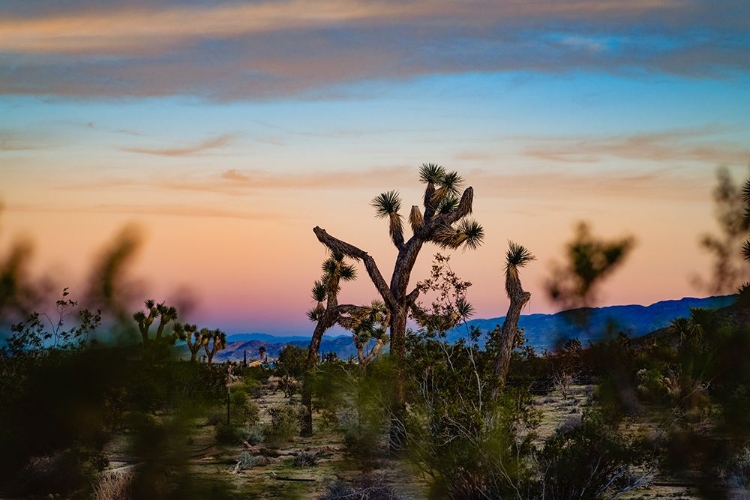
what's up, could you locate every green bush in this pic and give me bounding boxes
[229,388,260,426]
[241,426,265,446]
[215,423,246,445]
[264,404,301,447]
[534,411,653,499]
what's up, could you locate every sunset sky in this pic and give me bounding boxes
[1,0,749,336]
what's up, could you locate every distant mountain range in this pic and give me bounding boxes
[457,295,736,350]
[202,295,736,362]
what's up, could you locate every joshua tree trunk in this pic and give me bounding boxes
[493,242,534,397]
[494,289,531,389]
[301,309,337,436]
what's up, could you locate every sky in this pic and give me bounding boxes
[1,0,749,336]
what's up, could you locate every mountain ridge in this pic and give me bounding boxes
[211,295,735,361]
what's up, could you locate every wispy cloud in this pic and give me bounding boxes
[520,126,750,166]
[0,129,45,151]
[122,134,234,157]
[472,168,707,202]
[1,0,747,99]
[6,202,282,221]
[61,163,706,204]
[64,165,415,196]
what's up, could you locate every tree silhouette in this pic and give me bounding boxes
[174,323,208,362]
[132,299,178,345]
[546,222,635,314]
[203,329,226,365]
[302,253,376,435]
[314,164,482,446]
[697,168,750,293]
[306,253,358,365]
[493,241,535,391]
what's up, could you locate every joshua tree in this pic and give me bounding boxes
[493,242,535,391]
[306,253,358,365]
[696,168,750,293]
[314,163,483,446]
[174,323,209,362]
[132,299,178,344]
[546,222,635,314]
[302,252,374,436]
[203,329,226,365]
[259,346,266,363]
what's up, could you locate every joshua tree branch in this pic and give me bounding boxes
[313,227,397,311]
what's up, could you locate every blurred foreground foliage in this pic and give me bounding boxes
[0,289,228,498]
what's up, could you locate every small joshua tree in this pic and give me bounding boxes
[174,323,209,362]
[203,329,226,365]
[132,300,178,345]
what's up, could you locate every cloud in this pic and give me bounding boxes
[0,0,748,99]
[122,134,234,156]
[0,129,46,151]
[62,165,416,197]
[61,162,708,205]
[6,202,282,221]
[472,168,707,202]
[520,126,750,166]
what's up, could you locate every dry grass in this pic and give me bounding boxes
[92,469,133,500]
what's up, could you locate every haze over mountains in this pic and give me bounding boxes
[212,295,735,362]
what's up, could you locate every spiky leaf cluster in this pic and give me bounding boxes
[307,254,357,321]
[371,163,483,252]
[743,179,750,262]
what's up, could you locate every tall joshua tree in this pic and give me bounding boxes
[314,163,483,445]
[493,242,535,392]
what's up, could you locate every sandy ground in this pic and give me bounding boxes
[96,381,704,499]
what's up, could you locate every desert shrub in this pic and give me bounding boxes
[294,450,320,467]
[236,452,268,470]
[264,404,301,446]
[21,447,108,497]
[214,423,248,445]
[406,333,540,498]
[206,410,225,426]
[534,411,653,499]
[336,361,393,467]
[241,425,265,445]
[636,367,677,403]
[319,475,402,500]
[229,387,260,426]
[93,470,133,500]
